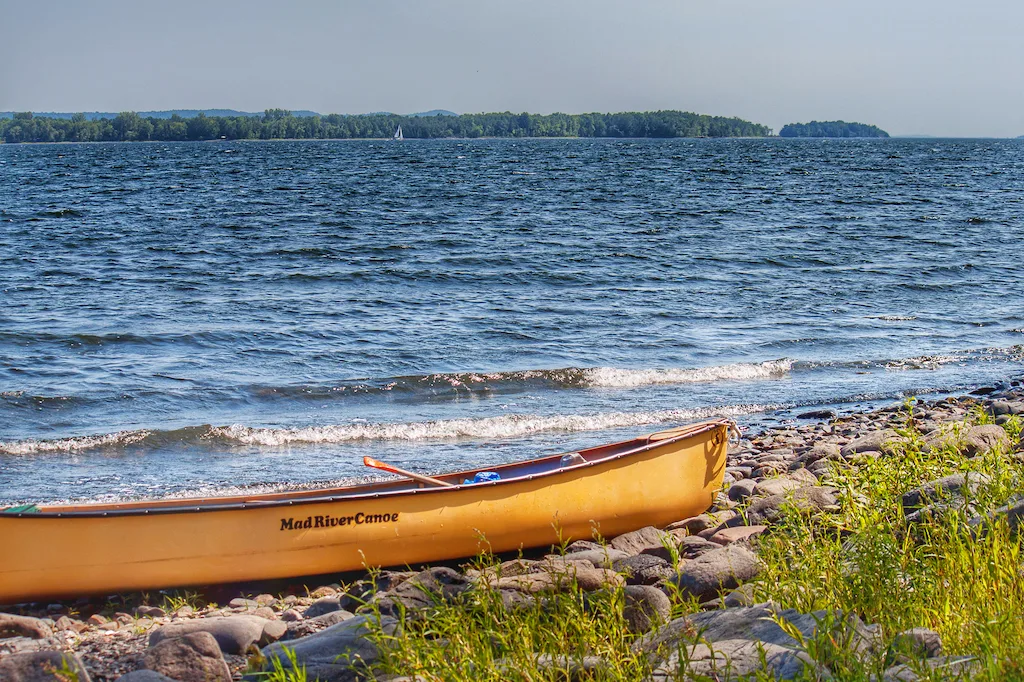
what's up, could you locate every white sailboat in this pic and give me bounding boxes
[393,125,403,141]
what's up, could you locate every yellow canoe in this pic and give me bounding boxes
[0,419,729,604]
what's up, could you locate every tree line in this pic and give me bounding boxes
[779,120,889,138]
[0,109,772,143]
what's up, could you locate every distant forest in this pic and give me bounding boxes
[0,109,772,143]
[779,121,889,138]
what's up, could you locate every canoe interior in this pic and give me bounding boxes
[10,421,721,517]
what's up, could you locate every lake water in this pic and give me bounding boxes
[1,138,1022,504]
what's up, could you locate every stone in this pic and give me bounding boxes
[494,564,622,593]
[0,652,91,682]
[611,554,673,585]
[303,596,343,618]
[665,514,714,535]
[636,603,878,661]
[149,614,283,654]
[281,609,303,622]
[891,627,943,660]
[565,539,603,553]
[114,672,177,682]
[135,605,166,619]
[257,615,398,682]
[557,547,629,569]
[144,631,231,682]
[722,582,759,607]
[0,613,53,640]
[902,472,989,516]
[840,429,901,457]
[797,409,837,420]
[963,424,1010,456]
[677,535,721,559]
[753,477,803,498]
[666,545,760,601]
[229,597,260,609]
[609,525,671,555]
[709,525,767,546]
[969,497,1024,535]
[882,655,980,681]
[738,486,838,526]
[367,567,470,616]
[727,478,757,502]
[649,639,819,681]
[284,610,356,640]
[787,468,820,485]
[622,585,671,634]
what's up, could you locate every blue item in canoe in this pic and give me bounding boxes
[463,471,501,485]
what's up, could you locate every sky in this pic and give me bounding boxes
[1,0,1022,137]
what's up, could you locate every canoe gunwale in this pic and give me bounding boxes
[2,420,727,520]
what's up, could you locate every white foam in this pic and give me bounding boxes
[210,403,775,446]
[0,429,152,455]
[581,360,793,388]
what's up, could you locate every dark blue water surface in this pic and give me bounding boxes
[1,138,1023,503]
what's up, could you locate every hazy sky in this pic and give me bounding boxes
[2,0,1022,136]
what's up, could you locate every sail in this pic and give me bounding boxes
[393,125,403,140]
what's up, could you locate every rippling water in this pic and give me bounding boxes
[2,138,1023,503]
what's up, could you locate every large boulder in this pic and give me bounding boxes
[0,652,91,682]
[665,545,760,601]
[149,614,284,654]
[256,615,398,682]
[144,631,231,682]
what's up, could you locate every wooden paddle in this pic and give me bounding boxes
[363,456,453,488]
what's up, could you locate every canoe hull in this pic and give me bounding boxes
[0,422,727,603]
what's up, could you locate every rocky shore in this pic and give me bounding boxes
[2,381,1023,681]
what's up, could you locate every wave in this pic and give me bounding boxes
[0,404,775,455]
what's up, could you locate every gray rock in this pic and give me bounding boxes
[649,639,819,681]
[840,429,901,458]
[666,545,760,601]
[115,671,178,682]
[969,496,1024,535]
[144,631,231,682]
[0,613,53,640]
[890,627,943,660]
[722,583,759,607]
[636,603,878,660]
[561,547,629,569]
[149,614,282,654]
[882,655,980,681]
[902,472,989,516]
[366,566,469,617]
[963,424,1010,456]
[677,535,721,559]
[0,652,91,682]
[990,400,1024,416]
[797,409,837,420]
[611,554,673,585]
[285,610,357,640]
[727,478,757,502]
[609,526,671,555]
[622,585,671,634]
[565,539,604,553]
[135,606,166,619]
[303,596,343,618]
[753,477,804,498]
[257,615,398,682]
[738,486,838,525]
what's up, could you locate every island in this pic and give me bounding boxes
[0,109,772,143]
[779,120,889,138]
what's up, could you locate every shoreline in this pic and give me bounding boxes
[2,380,1022,679]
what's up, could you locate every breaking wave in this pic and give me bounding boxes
[0,404,776,455]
